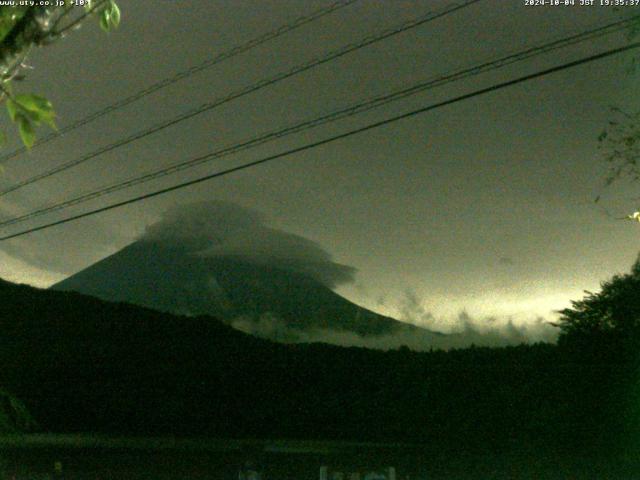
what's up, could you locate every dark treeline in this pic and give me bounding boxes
[0,277,638,457]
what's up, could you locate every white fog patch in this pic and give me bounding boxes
[230,311,557,351]
[396,290,558,346]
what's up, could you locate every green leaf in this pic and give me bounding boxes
[110,2,120,28]
[99,9,111,32]
[6,98,17,122]
[14,94,52,113]
[43,115,57,130]
[0,7,27,43]
[12,94,56,127]
[16,115,35,149]
[98,2,120,32]
[0,130,6,147]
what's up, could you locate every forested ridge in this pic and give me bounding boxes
[0,276,638,457]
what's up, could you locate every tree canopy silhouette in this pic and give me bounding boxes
[556,256,640,356]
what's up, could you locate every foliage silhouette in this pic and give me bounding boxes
[0,273,637,457]
[556,255,640,359]
[0,2,120,147]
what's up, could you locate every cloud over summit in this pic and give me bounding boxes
[142,201,356,288]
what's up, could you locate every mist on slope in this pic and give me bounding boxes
[230,310,558,351]
[139,200,559,350]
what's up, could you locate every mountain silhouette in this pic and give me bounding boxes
[0,276,571,448]
[52,240,432,340]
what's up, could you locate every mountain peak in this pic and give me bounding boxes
[52,240,424,341]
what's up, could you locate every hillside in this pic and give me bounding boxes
[0,278,635,454]
[52,241,429,339]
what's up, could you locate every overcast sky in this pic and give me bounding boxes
[0,0,639,334]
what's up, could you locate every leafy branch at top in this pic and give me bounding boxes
[0,1,120,149]
[1,83,55,148]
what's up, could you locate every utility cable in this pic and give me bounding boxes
[0,0,360,163]
[0,15,635,229]
[1,39,638,241]
[0,0,481,196]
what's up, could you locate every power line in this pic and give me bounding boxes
[2,40,638,242]
[0,15,635,229]
[0,0,481,197]
[0,0,359,163]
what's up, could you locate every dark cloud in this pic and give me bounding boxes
[499,257,515,266]
[142,201,356,288]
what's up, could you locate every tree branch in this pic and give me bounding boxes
[52,0,109,36]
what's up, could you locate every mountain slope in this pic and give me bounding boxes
[52,240,427,339]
